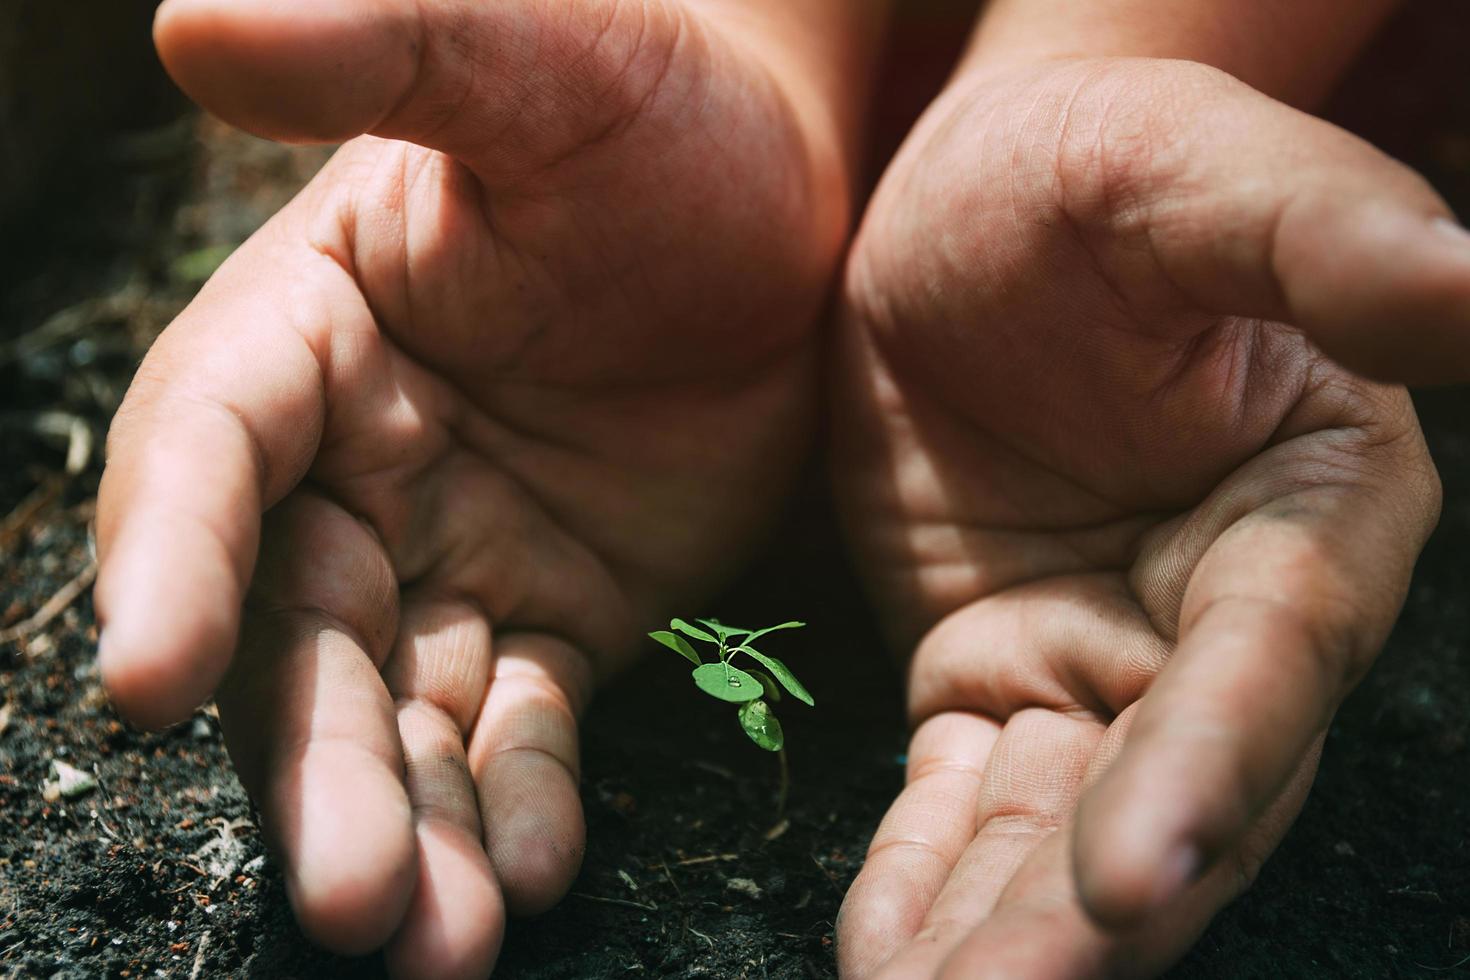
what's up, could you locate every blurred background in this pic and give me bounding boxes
[0,0,174,227]
[0,3,1466,977]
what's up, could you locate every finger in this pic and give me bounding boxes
[153,0,692,175]
[386,813,502,980]
[1074,458,1437,927]
[1057,60,1470,383]
[837,712,1001,979]
[847,575,1158,977]
[467,632,594,915]
[218,492,416,955]
[935,712,1318,979]
[872,709,1104,980]
[907,574,1170,725]
[95,218,368,727]
[387,701,504,980]
[382,597,504,980]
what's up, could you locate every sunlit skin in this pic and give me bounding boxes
[832,55,1469,977]
[94,1,878,976]
[92,0,1470,977]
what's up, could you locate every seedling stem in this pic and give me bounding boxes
[648,617,813,813]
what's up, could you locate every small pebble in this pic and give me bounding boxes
[43,759,98,801]
[725,877,763,900]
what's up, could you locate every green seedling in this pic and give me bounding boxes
[649,617,813,812]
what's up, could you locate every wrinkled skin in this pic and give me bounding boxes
[96,2,1470,974]
[95,1,855,976]
[832,58,1466,978]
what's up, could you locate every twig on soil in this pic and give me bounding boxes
[0,476,63,554]
[692,760,736,781]
[1389,886,1443,902]
[206,815,255,837]
[687,924,715,949]
[0,560,97,646]
[189,930,211,980]
[655,862,683,898]
[0,413,96,475]
[189,816,258,887]
[0,288,145,370]
[64,420,94,475]
[1415,952,1470,972]
[570,892,658,913]
[91,812,125,844]
[810,854,844,896]
[675,853,739,867]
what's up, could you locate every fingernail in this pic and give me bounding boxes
[1151,842,1201,910]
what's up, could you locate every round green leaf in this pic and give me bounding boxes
[697,618,753,640]
[734,647,814,706]
[741,621,805,643]
[671,618,717,644]
[649,630,701,665]
[738,699,784,752]
[691,663,762,703]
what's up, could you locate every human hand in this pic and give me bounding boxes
[833,56,1466,977]
[94,0,863,974]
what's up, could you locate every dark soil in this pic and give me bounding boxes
[2,6,1469,978]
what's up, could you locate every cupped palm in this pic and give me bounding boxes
[833,58,1455,978]
[96,1,854,975]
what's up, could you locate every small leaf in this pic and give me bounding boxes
[738,699,784,752]
[697,618,753,640]
[648,630,701,666]
[691,663,762,703]
[671,618,717,644]
[734,647,813,706]
[749,668,782,702]
[741,621,806,644]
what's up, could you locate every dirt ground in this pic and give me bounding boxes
[3,6,1470,978]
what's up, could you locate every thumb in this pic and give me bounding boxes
[153,0,685,174]
[1067,59,1470,386]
